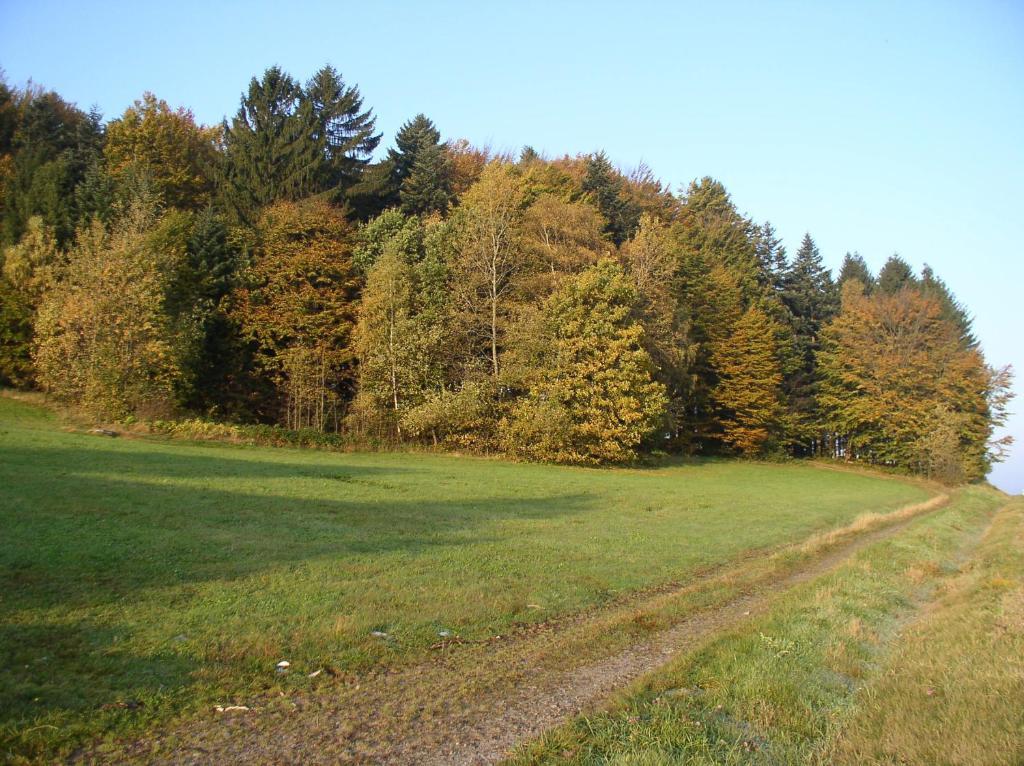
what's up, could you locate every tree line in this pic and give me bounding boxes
[0,65,1012,481]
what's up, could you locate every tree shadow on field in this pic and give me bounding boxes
[0,443,596,611]
[0,617,195,751]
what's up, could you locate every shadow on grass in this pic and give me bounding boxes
[1,441,596,606]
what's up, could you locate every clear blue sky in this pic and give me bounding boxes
[2,0,1021,492]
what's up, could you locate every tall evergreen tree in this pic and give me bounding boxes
[780,233,837,452]
[1,87,103,247]
[400,141,453,216]
[754,221,787,289]
[838,251,874,292]
[221,65,378,223]
[876,254,916,294]
[305,65,380,191]
[920,264,977,348]
[581,151,640,246]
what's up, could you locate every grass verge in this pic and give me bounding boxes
[508,485,1010,765]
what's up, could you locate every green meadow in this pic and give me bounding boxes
[0,395,930,760]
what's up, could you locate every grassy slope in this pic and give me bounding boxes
[0,396,929,760]
[510,486,1011,765]
[825,496,1024,765]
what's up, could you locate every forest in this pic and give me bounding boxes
[0,64,1013,480]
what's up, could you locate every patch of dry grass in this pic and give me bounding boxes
[824,498,1024,766]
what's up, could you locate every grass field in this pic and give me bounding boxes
[0,395,934,761]
[510,487,1016,765]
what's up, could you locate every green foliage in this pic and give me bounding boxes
[0,87,102,247]
[503,259,666,464]
[876,253,916,294]
[220,65,379,223]
[838,251,874,292]
[0,278,33,385]
[581,151,640,246]
[0,72,1009,474]
[780,233,838,451]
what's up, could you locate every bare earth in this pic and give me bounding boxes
[104,494,947,766]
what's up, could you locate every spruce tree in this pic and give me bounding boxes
[754,221,787,290]
[780,233,837,452]
[221,65,379,223]
[305,65,380,191]
[838,251,874,292]
[400,141,453,216]
[581,151,639,246]
[920,264,977,348]
[876,254,916,293]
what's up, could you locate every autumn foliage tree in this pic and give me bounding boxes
[709,305,785,454]
[34,202,191,419]
[503,259,666,464]
[104,93,218,210]
[231,199,359,430]
[818,282,1009,481]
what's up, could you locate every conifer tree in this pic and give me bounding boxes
[305,65,380,191]
[920,264,976,348]
[780,233,837,452]
[221,65,378,223]
[754,221,787,289]
[400,142,453,216]
[581,151,640,246]
[838,251,874,292]
[876,254,916,294]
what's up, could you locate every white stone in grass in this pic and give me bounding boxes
[276,660,291,669]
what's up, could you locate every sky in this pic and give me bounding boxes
[1,0,1021,492]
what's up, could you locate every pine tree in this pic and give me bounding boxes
[221,66,316,222]
[400,142,453,216]
[838,251,874,292]
[389,114,442,183]
[754,221,787,289]
[221,65,378,223]
[305,65,380,191]
[920,264,976,348]
[581,151,639,246]
[780,233,837,452]
[876,254,916,294]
